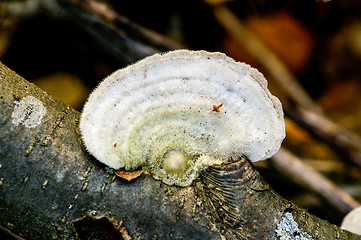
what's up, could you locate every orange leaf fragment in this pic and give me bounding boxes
[212,104,223,112]
[114,169,144,181]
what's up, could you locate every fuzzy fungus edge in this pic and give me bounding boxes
[80,50,286,186]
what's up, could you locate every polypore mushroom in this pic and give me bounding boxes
[80,50,285,186]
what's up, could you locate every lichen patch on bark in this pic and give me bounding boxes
[275,212,313,240]
[11,95,46,128]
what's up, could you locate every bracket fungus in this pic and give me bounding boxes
[80,50,285,186]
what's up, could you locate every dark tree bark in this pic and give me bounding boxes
[0,62,360,239]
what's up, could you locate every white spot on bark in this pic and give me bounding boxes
[55,172,65,182]
[275,212,313,240]
[41,178,49,189]
[11,96,46,128]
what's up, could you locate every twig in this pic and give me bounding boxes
[297,107,361,152]
[285,107,361,168]
[73,0,182,51]
[272,148,360,214]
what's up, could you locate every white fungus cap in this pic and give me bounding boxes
[80,50,285,186]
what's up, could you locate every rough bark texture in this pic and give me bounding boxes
[1,62,361,239]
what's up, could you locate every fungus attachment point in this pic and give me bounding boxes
[161,150,189,176]
[80,50,285,186]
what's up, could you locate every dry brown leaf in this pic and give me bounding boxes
[114,169,144,181]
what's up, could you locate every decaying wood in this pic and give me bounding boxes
[1,62,361,239]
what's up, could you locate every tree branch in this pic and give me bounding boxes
[0,61,360,240]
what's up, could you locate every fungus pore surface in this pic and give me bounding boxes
[80,50,285,186]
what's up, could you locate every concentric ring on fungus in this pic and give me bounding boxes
[80,50,285,186]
